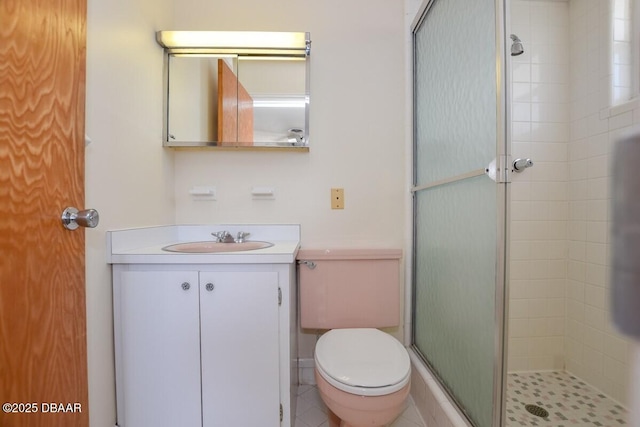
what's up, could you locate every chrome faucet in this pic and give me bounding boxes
[512,158,534,172]
[211,231,234,243]
[211,231,251,243]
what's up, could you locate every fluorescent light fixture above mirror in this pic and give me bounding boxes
[156,31,310,56]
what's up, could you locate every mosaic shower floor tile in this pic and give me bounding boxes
[506,371,628,426]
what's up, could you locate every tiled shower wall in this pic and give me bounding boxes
[565,0,635,405]
[509,0,571,373]
[508,0,637,406]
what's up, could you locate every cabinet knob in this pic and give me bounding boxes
[205,283,214,292]
[181,282,191,291]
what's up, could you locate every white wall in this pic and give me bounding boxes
[171,0,406,246]
[84,0,406,421]
[171,0,407,358]
[507,0,636,407]
[85,0,175,425]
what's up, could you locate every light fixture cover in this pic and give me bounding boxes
[156,31,309,54]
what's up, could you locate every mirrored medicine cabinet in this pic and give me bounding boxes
[156,31,311,151]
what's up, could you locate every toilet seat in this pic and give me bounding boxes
[314,328,410,397]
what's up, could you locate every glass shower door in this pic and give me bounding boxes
[411,0,507,426]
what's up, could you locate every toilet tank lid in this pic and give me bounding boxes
[297,248,402,261]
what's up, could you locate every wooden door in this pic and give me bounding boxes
[0,0,88,426]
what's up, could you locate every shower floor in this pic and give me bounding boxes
[506,371,627,426]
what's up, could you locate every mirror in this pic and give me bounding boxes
[157,31,310,150]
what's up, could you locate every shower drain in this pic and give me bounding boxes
[525,404,549,418]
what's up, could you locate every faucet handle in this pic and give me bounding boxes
[212,231,231,242]
[235,231,250,243]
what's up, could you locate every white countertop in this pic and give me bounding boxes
[107,224,300,265]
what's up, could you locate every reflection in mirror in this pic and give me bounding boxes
[238,58,307,146]
[159,31,310,150]
[167,56,234,143]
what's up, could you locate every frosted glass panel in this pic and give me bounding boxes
[414,179,496,427]
[414,0,497,185]
[412,0,502,426]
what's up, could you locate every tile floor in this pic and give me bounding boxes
[294,384,427,427]
[506,371,628,426]
[295,370,628,427]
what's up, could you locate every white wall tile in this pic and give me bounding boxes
[585,241,607,264]
[510,318,530,337]
[587,133,609,157]
[529,298,549,318]
[584,305,605,330]
[507,4,633,405]
[587,154,609,178]
[603,334,629,363]
[549,205,567,224]
[513,83,533,102]
[531,83,568,103]
[609,110,633,130]
[568,258,587,280]
[586,221,607,243]
[585,282,606,307]
[567,298,585,323]
[568,220,587,241]
[586,177,609,200]
[511,201,533,221]
[510,280,531,300]
[532,102,569,122]
[512,121,532,141]
[510,299,530,319]
[513,63,532,83]
[569,159,588,180]
[604,356,628,385]
[583,348,604,374]
[513,102,532,122]
[568,240,586,261]
[548,298,566,317]
[546,280,566,299]
[586,262,607,286]
[530,142,568,161]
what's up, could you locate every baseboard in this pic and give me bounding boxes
[298,358,316,385]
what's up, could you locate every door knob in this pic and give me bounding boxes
[61,207,100,230]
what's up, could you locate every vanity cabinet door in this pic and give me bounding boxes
[199,271,281,427]
[119,270,202,427]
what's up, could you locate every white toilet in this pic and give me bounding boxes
[297,249,410,427]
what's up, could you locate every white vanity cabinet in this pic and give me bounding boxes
[112,264,295,427]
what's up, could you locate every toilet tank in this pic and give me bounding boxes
[297,249,402,329]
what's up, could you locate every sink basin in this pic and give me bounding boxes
[162,241,274,253]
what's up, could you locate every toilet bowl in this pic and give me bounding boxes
[314,328,410,427]
[297,249,410,427]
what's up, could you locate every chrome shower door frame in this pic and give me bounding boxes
[409,0,510,425]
